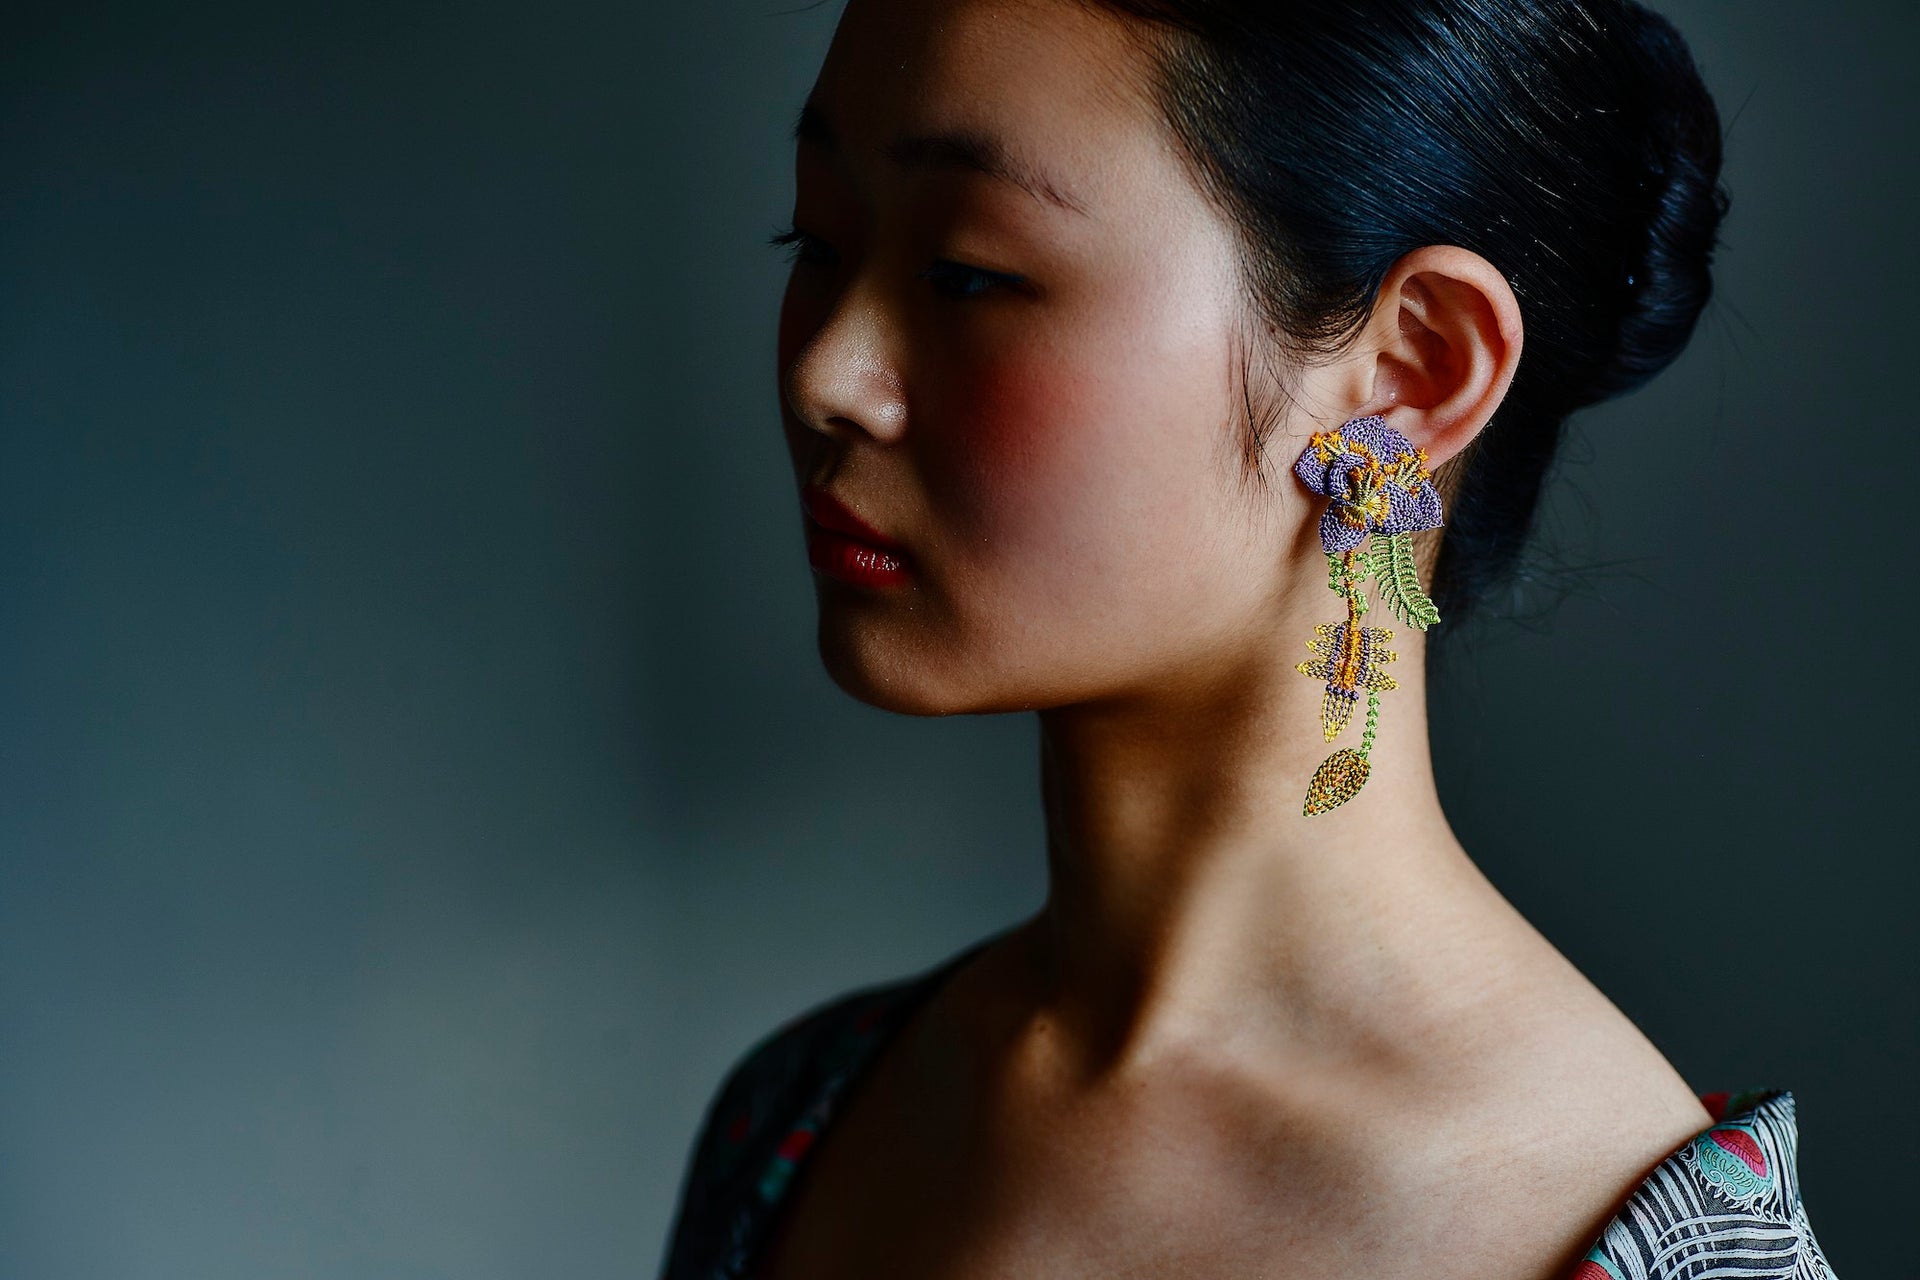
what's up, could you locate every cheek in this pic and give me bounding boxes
[922,338,1229,618]
[934,354,1099,540]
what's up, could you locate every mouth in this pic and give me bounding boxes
[799,485,913,589]
[804,520,913,588]
[799,485,907,550]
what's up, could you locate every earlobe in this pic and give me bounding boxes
[1356,246,1523,471]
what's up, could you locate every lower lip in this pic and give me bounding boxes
[805,521,913,588]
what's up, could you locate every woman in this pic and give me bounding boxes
[663,0,1839,1275]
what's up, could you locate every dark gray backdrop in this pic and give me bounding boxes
[3,1,1910,1275]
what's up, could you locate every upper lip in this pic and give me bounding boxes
[800,485,908,553]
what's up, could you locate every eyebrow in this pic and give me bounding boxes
[790,100,1091,218]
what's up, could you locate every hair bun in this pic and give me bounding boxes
[1587,3,1732,406]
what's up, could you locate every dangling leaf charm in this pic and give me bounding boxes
[1303,747,1371,815]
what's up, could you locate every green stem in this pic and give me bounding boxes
[1357,687,1380,758]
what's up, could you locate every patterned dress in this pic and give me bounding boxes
[658,935,1840,1279]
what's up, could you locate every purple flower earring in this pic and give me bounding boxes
[1289,414,1444,815]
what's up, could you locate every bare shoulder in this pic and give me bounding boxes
[1461,927,1715,1142]
[1282,945,1716,1277]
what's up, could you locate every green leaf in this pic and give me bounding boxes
[1369,532,1440,631]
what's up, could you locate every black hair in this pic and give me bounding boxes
[1075,0,1731,633]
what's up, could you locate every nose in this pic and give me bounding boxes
[780,288,908,448]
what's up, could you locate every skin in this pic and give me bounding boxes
[766,0,1715,1275]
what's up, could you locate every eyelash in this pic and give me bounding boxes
[765,224,1022,300]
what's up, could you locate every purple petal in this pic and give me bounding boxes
[1336,415,1393,455]
[1296,417,1405,496]
[1409,481,1443,527]
[1292,443,1336,497]
[1324,452,1369,502]
[1318,505,1369,555]
[1381,480,1445,533]
[1337,414,1422,462]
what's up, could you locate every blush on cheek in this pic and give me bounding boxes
[932,355,1080,531]
[925,349,1153,602]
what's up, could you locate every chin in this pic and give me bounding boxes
[819,649,958,717]
[813,616,1003,718]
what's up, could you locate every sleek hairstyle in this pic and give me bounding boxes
[1077,0,1731,631]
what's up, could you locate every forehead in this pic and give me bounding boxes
[806,0,1171,214]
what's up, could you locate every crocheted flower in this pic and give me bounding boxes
[1292,415,1444,555]
[1297,619,1398,740]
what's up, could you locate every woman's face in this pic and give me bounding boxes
[777,0,1321,715]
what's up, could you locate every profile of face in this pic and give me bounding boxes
[776,0,1338,717]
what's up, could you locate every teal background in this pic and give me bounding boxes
[2,1,1909,1274]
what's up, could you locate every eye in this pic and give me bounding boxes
[765,224,1023,300]
[917,258,1024,300]
[766,223,836,268]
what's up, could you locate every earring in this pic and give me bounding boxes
[1289,414,1444,816]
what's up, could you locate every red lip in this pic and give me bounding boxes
[800,485,907,553]
[799,485,912,589]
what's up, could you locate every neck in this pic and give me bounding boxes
[1016,618,1499,1082]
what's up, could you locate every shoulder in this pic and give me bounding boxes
[699,968,921,1144]
[670,967,920,1180]
[1574,1088,1844,1279]
[658,944,979,1276]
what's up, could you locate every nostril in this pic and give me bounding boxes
[803,448,840,491]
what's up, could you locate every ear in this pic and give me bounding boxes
[1345,245,1524,471]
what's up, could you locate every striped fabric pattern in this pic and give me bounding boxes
[1574,1088,1839,1279]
